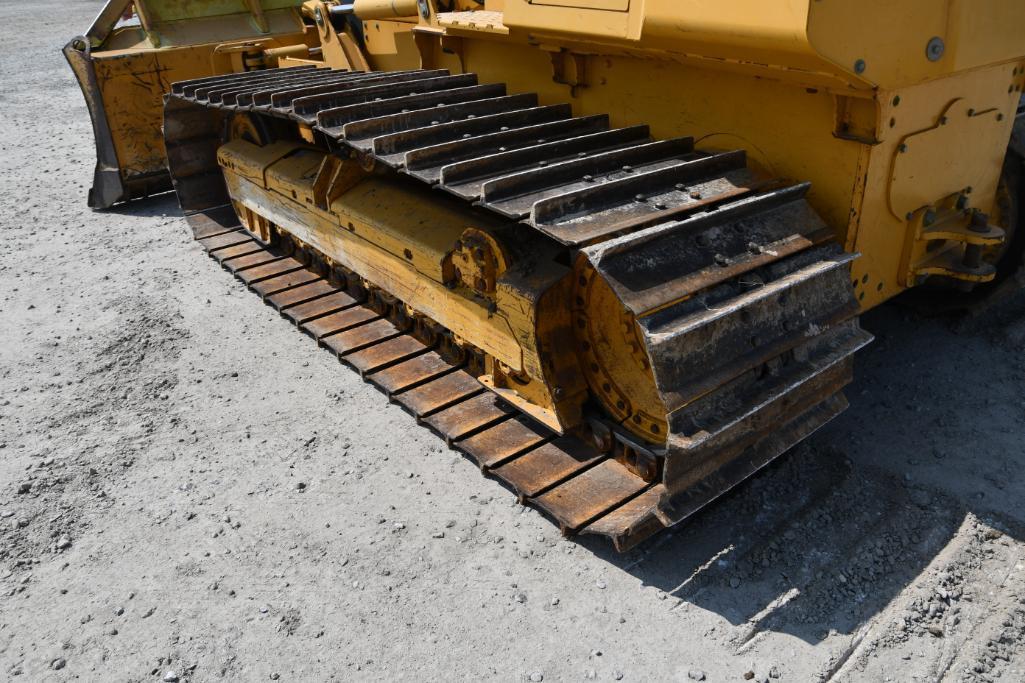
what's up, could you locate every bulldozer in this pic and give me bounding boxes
[67,0,1025,550]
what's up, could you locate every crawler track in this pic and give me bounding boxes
[189,207,664,551]
[166,67,871,550]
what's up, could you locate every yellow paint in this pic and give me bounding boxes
[406,5,1025,309]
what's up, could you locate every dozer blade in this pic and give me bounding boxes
[64,0,314,208]
[164,68,871,550]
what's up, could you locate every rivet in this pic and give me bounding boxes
[854,59,867,74]
[926,36,945,62]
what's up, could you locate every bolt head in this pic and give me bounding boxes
[854,59,867,74]
[926,37,945,62]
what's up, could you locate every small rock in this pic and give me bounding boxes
[769,666,781,679]
[729,576,742,589]
[107,627,118,636]
[163,671,179,682]
[687,670,706,681]
[295,482,306,491]
[585,670,597,680]
[514,593,527,604]
[56,536,72,550]
[550,597,560,606]
[595,580,607,590]
[613,671,624,680]
[16,482,31,494]
[393,522,406,530]
[927,624,944,637]
[51,658,66,671]
[529,673,544,682]
[431,531,444,539]
[270,674,280,681]
[743,671,755,680]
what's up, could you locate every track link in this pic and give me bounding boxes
[166,67,871,550]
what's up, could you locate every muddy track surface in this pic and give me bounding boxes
[2,2,1025,681]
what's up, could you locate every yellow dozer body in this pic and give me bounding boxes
[69,0,1025,549]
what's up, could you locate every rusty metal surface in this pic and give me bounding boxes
[318,84,508,134]
[371,104,572,167]
[579,486,666,552]
[292,74,479,124]
[344,334,428,376]
[236,257,305,285]
[321,318,400,356]
[531,459,650,533]
[342,93,538,152]
[281,290,358,324]
[264,71,426,109]
[455,416,551,470]
[197,229,249,252]
[172,66,318,98]
[251,270,322,299]
[254,70,450,112]
[658,395,849,529]
[423,392,514,443]
[440,126,651,201]
[301,307,379,341]
[211,240,267,263]
[268,281,342,311]
[186,204,241,239]
[404,116,611,184]
[366,352,456,396]
[490,437,603,499]
[222,250,282,273]
[479,137,696,217]
[393,371,485,417]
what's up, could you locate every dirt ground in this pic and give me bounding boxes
[2,2,1025,681]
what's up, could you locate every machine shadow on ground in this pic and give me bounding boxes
[102,191,180,218]
[581,299,1025,646]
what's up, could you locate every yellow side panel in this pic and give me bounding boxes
[850,63,1020,308]
[808,0,1025,88]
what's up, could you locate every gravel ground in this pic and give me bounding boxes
[2,2,1025,681]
